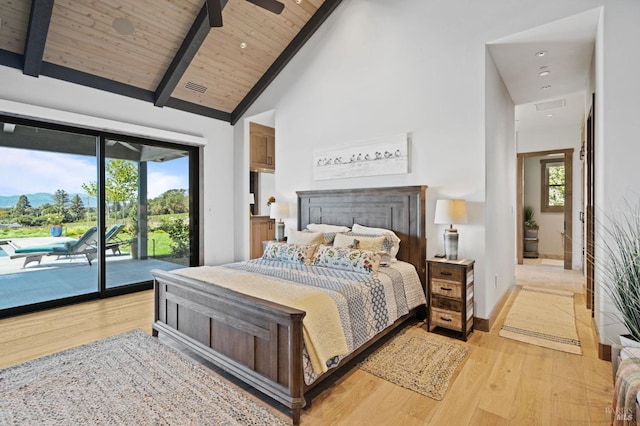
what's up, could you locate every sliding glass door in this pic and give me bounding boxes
[104,139,192,289]
[0,116,199,317]
[0,121,98,312]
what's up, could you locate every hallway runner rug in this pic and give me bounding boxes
[0,329,289,425]
[358,327,468,400]
[500,286,582,354]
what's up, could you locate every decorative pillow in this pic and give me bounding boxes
[306,223,351,233]
[287,229,324,245]
[333,233,385,252]
[303,229,338,244]
[261,242,317,264]
[351,224,401,259]
[311,245,381,275]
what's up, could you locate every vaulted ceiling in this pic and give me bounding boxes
[0,0,341,124]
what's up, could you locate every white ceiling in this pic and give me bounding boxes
[488,7,601,132]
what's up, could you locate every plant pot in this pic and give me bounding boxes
[49,225,63,237]
[130,240,138,259]
[619,334,640,348]
[524,226,539,239]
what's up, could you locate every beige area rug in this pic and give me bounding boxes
[500,286,582,355]
[358,327,468,400]
[0,329,288,425]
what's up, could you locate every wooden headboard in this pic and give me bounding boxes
[297,185,428,288]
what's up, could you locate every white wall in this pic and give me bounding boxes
[594,0,640,346]
[523,156,566,258]
[518,126,584,269]
[0,66,235,265]
[233,0,608,320]
[484,50,516,319]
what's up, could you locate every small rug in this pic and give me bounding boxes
[0,329,289,425]
[357,327,468,400]
[500,286,582,354]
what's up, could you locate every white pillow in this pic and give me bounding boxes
[351,223,401,259]
[287,229,324,245]
[306,223,351,233]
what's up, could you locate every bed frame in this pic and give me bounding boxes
[151,185,427,424]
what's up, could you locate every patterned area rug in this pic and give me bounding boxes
[500,286,582,354]
[0,329,289,425]
[358,327,468,400]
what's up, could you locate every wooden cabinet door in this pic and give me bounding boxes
[250,122,275,171]
[250,216,275,259]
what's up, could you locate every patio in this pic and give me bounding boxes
[0,237,183,310]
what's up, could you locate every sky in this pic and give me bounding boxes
[0,147,189,199]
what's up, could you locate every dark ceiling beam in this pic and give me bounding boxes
[230,0,343,125]
[23,0,55,77]
[154,0,229,107]
[165,98,231,122]
[40,62,155,103]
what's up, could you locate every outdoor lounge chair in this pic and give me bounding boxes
[9,226,98,268]
[104,224,126,256]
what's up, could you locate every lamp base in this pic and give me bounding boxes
[275,221,285,242]
[444,228,459,260]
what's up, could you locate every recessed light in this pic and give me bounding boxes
[295,0,302,3]
[535,50,547,57]
[539,70,550,76]
[541,85,551,90]
[240,42,247,49]
[546,114,553,118]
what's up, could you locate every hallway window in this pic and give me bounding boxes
[541,159,564,213]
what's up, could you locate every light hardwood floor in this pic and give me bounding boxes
[0,263,613,425]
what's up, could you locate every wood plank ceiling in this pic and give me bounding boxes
[0,0,341,124]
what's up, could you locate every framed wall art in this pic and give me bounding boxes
[313,133,408,180]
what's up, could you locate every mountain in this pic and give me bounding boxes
[0,193,97,209]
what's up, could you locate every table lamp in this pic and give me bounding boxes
[434,199,468,260]
[269,202,289,242]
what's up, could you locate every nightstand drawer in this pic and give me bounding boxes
[432,295,462,312]
[431,278,461,298]
[430,264,463,282]
[431,307,462,330]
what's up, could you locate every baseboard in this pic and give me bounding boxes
[599,343,612,361]
[593,317,613,361]
[539,253,564,260]
[474,285,514,332]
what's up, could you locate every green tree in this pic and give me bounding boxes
[69,194,86,222]
[149,189,188,215]
[14,195,32,217]
[548,165,565,206]
[83,159,138,222]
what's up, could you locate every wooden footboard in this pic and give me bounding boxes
[152,269,306,424]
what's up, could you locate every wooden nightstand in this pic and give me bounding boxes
[427,258,475,341]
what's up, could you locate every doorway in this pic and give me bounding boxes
[517,149,573,270]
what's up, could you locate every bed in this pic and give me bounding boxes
[151,185,427,424]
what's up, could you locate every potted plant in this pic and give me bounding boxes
[46,213,64,237]
[128,205,139,259]
[523,205,538,235]
[600,203,640,347]
[523,205,539,258]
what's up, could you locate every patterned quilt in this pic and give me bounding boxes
[225,259,426,385]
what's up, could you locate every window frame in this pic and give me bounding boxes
[540,158,565,213]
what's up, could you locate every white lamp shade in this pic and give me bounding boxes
[269,202,289,220]
[434,199,468,225]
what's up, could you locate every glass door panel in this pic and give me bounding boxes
[104,139,192,289]
[0,120,97,312]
